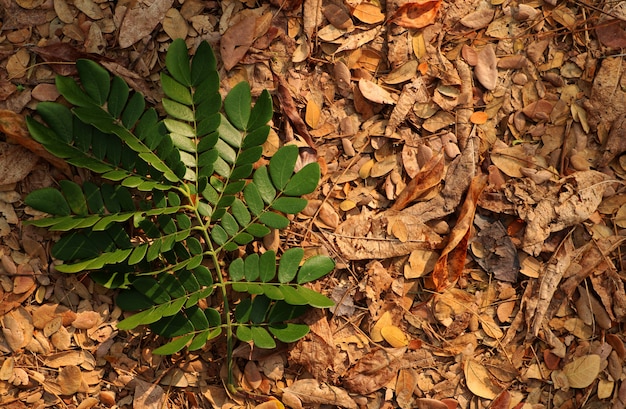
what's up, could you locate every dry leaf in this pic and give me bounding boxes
[475,44,498,90]
[470,111,488,124]
[562,355,601,388]
[464,358,500,399]
[162,8,188,40]
[352,3,385,24]
[133,378,166,409]
[323,3,353,29]
[220,15,256,71]
[58,365,83,395]
[381,325,408,348]
[460,8,495,29]
[283,379,357,409]
[395,368,417,409]
[305,98,322,129]
[358,79,396,105]
[118,0,175,48]
[389,0,442,29]
[2,307,34,351]
[392,153,444,211]
[343,347,406,394]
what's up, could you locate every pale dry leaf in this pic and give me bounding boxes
[15,0,44,9]
[562,355,601,388]
[330,210,443,260]
[358,79,396,105]
[244,361,263,390]
[475,44,498,90]
[284,379,357,409]
[460,7,495,29]
[303,0,323,38]
[386,77,429,136]
[118,0,174,48]
[490,144,536,178]
[382,60,418,85]
[335,27,382,54]
[72,311,101,329]
[162,8,188,40]
[0,357,14,381]
[405,249,439,279]
[133,378,166,409]
[73,0,103,19]
[53,0,75,24]
[44,350,88,368]
[464,358,500,399]
[2,307,34,351]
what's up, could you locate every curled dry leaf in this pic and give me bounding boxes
[389,0,442,29]
[283,379,357,409]
[474,44,498,90]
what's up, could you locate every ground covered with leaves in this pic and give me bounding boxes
[1,0,626,407]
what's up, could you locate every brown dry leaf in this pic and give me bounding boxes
[1,307,34,351]
[562,355,601,388]
[133,378,166,409]
[432,175,486,291]
[334,27,382,54]
[389,0,442,29]
[162,8,188,40]
[275,77,317,150]
[72,311,101,329]
[490,144,535,178]
[283,379,357,409]
[0,142,38,185]
[74,0,103,19]
[343,347,406,394]
[220,15,256,71]
[58,365,83,395]
[16,0,44,9]
[358,79,396,105]
[464,358,500,399]
[323,3,353,29]
[596,18,626,48]
[386,77,429,136]
[331,210,443,260]
[352,3,385,24]
[118,0,175,48]
[6,48,30,80]
[395,368,417,409]
[392,153,444,211]
[474,44,498,90]
[460,8,495,29]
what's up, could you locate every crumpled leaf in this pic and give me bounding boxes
[283,379,357,409]
[389,0,442,29]
[330,209,443,260]
[433,175,486,291]
[1,307,34,351]
[118,0,175,48]
[343,347,406,395]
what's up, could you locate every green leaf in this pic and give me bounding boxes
[244,254,260,281]
[259,212,290,229]
[163,99,195,122]
[25,188,70,216]
[271,197,307,214]
[278,285,308,305]
[296,286,334,308]
[166,39,191,86]
[229,258,245,281]
[108,76,130,118]
[283,162,320,196]
[250,295,271,324]
[191,41,217,87]
[259,251,276,282]
[55,76,96,107]
[153,334,194,355]
[252,166,276,203]
[269,323,309,343]
[224,82,251,130]
[297,256,335,284]
[236,325,252,342]
[77,59,110,105]
[161,73,193,105]
[251,326,276,349]
[278,248,303,283]
[269,145,298,190]
[247,89,273,130]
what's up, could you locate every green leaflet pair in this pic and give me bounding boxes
[24,38,334,387]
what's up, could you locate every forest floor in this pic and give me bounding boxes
[1,0,626,407]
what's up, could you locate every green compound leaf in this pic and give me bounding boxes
[250,326,276,349]
[278,248,304,283]
[76,59,110,105]
[269,145,298,190]
[25,187,71,216]
[247,90,273,130]
[283,162,321,196]
[165,39,191,86]
[269,323,310,343]
[297,255,335,284]
[153,333,193,355]
[224,82,251,131]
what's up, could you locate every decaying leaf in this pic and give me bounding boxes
[284,379,357,409]
[432,175,486,291]
[389,0,442,29]
[220,15,256,71]
[330,209,443,260]
[343,347,406,394]
[118,0,174,48]
[352,3,385,24]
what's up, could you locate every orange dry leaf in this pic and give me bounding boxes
[389,0,441,29]
[470,111,488,124]
[391,152,444,211]
[352,3,385,24]
[432,175,486,291]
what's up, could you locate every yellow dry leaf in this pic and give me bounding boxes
[380,325,408,348]
[359,159,375,178]
[598,379,614,399]
[405,249,438,279]
[370,310,393,342]
[464,359,500,399]
[563,355,601,388]
[412,32,427,59]
[305,98,322,129]
[480,314,504,339]
[352,3,385,24]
